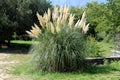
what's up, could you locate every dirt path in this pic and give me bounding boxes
[0,53,22,80]
[0,53,10,80]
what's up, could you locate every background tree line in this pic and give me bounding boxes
[0,0,119,45]
[0,0,51,45]
[71,0,120,42]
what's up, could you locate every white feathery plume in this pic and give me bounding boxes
[36,12,45,29]
[84,23,89,33]
[50,22,55,34]
[75,20,80,28]
[68,14,75,28]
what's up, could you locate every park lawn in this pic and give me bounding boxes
[27,71,120,80]
[11,40,34,45]
[11,59,120,80]
[8,40,120,80]
[97,41,114,56]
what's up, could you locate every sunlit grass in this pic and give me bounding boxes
[97,42,114,56]
[11,40,34,45]
[7,40,120,80]
[11,57,120,80]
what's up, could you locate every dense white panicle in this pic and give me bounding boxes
[36,12,45,29]
[52,6,58,21]
[26,6,89,38]
[50,22,55,34]
[68,14,75,27]
[75,20,80,28]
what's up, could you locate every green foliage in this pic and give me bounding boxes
[11,57,120,80]
[86,37,101,57]
[86,0,120,41]
[86,1,107,41]
[70,7,84,23]
[0,0,51,44]
[30,26,88,72]
[70,1,120,42]
[108,61,120,70]
[97,42,114,56]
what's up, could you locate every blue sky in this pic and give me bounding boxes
[50,0,107,7]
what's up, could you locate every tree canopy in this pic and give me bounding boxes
[0,0,51,44]
[1,0,120,45]
[70,0,120,42]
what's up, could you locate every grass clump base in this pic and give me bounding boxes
[30,27,87,72]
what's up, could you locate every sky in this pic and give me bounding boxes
[50,0,107,7]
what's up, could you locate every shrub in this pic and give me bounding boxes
[27,6,90,72]
[86,37,101,57]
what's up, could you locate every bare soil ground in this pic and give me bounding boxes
[0,52,27,80]
[0,53,18,80]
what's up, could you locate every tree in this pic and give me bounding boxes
[16,0,51,36]
[86,1,107,40]
[0,0,18,44]
[86,0,120,41]
[0,0,51,45]
[105,0,120,40]
[104,0,120,50]
[70,2,107,40]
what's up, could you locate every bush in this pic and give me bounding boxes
[30,28,88,72]
[27,6,92,72]
[86,37,101,57]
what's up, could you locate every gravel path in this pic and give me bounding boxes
[0,53,21,80]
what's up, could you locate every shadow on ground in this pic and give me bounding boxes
[0,43,31,54]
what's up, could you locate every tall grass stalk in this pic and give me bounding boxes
[27,6,92,72]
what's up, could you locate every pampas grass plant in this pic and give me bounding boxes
[27,6,91,72]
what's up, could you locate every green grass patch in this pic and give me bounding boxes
[9,53,120,80]
[0,40,116,80]
[11,40,34,45]
[11,40,33,49]
[8,40,119,80]
[11,59,120,80]
[97,42,114,56]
